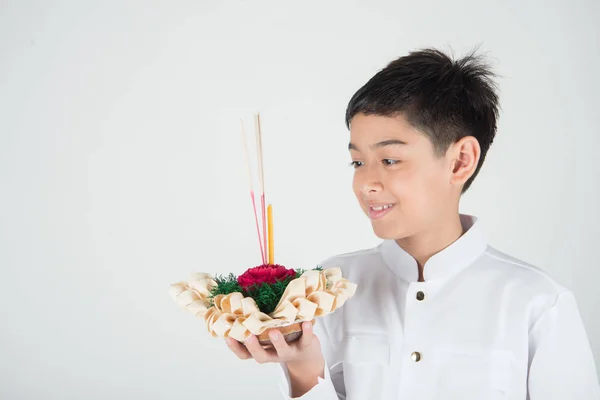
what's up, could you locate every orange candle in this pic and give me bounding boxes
[268,204,274,264]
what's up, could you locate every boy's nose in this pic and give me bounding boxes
[361,179,383,194]
[355,165,384,194]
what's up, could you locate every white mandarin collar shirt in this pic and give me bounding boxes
[381,214,488,283]
[278,215,599,400]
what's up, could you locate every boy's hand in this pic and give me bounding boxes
[225,321,324,368]
[226,321,326,397]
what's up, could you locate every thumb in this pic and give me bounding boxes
[298,321,315,348]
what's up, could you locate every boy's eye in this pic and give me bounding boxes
[383,159,400,166]
[349,161,364,168]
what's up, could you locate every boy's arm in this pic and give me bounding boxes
[278,318,345,399]
[528,290,600,399]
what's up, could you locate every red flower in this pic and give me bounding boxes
[237,264,297,290]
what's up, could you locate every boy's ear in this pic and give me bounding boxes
[449,136,480,186]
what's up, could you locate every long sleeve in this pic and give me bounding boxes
[277,317,345,399]
[527,290,600,399]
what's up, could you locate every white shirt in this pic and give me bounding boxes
[278,215,599,399]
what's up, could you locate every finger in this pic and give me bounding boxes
[226,337,253,360]
[297,321,315,349]
[244,335,278,364]
[269,329,291,359]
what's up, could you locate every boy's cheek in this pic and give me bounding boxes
[351,181,368,202]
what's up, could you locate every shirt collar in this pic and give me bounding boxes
[380,214,487,282]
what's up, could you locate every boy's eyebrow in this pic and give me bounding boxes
[348,139,407,151]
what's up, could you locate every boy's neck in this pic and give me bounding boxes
[395,213,464,281]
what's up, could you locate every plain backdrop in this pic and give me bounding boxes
[1,0,599,399]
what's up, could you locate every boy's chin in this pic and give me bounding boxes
[371,223,409,241]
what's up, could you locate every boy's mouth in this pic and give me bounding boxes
[368,203,395,219]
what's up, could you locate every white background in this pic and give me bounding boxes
[1,0,598,398]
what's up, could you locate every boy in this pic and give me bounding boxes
[226,48,600,399]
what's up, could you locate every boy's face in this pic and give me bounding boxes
[349,113,458,240]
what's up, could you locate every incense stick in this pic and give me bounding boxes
[255,114,268,264]
[240,119,266,264]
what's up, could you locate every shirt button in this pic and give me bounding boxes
[411,351,422,362]
[416,291,426,301]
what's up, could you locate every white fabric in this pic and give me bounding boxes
[278,215,599,399]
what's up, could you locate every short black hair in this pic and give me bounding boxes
[345,48,499,193]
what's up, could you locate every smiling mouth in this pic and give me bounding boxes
[368,203,395,219]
